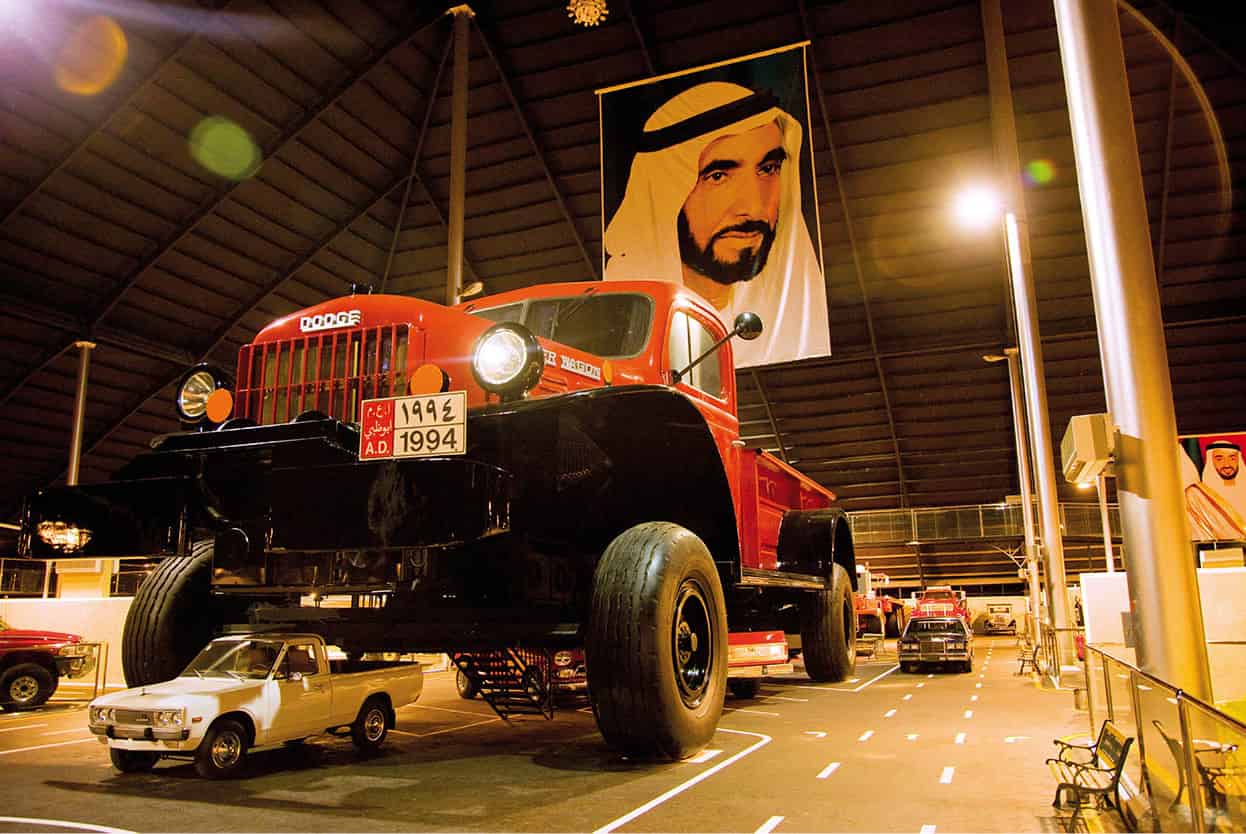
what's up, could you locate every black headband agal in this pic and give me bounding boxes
[1206,440,1242,452]
[636,90,780,154]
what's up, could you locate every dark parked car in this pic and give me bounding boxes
[0,616,90,710]
[898,616,974,673]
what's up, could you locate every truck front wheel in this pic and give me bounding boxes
[110,748,159,773]
[586,522,727,760]
[800,564,857,682]
[0,663,56,711]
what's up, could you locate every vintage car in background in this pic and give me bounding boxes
[0,616,92,711]
[984,603,1017,635]
[88,633,422,778]
[898,616,975,673]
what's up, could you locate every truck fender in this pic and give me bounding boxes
[775,508,856,587]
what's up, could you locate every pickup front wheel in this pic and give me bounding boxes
[195,718,248,779]
[110,748,159,773]
[586,522,727,760]
[351,697,390,752]
[1,663,56,711]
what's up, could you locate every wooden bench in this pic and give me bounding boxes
[1016,642,1039,675]
[1047,720,1133,829]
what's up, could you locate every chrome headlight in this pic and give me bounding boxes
[153,709,185,728]
[90,706,114,724]
[175,364,233,424]
[471,323,543,399]
[58,644,90,657]
[553,651,573,667]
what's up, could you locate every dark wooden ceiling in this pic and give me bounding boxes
[1,0,1243,584]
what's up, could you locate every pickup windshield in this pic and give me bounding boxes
[471,293,653,358]
[182,639,283,680]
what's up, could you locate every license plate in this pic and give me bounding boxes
[359,392,467,460]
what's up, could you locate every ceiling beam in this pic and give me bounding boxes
[622,0,659,76]
[0,7,450,419]
[472,17,600,281]
[1155,14,1180,283]
[798,0,910,507]
[0,0,226,229]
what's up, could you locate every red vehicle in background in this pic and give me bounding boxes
[912,586,971,623]
[0,616,90,711]
[854,565,910,638]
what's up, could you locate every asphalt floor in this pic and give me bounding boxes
[0,635,1128,833]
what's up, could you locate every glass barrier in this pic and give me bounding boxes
[1085,644,1246,832]
[847,501,1117,545]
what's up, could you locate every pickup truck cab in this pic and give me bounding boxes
[1,616,91,711]
[898,616,974,673]
[88,633,422,778]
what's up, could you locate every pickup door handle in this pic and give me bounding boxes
[310,684,327,692]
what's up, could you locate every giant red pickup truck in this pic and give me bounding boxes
[18,279,857,759]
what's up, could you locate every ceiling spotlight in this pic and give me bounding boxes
[568,0,608,27]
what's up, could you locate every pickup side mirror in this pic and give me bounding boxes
[673,311,764,383]
[288,671,303,683]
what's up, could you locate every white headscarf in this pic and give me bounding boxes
[604,82,829,367]
[1202,441,1246,520]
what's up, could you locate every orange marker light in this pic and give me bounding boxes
[409,363,449,395]
[205,388,234,423]
[602,360,614,385]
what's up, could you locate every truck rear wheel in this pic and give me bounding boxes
[1,662,56,711]
[586,522,727,760]
[455,669,480,699]
[800,564,856,682]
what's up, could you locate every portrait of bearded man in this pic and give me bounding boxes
[603,80,829,368]
[1202,439,1246,521]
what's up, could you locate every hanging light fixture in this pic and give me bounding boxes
[567,0,608,27]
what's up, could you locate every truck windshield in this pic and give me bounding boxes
[472,293,653,358]
[182,639,283,680]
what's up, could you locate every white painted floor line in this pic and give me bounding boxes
[760,695,808,702]
[723,708,781,716]
[0,724,46,733]
[920,825,937,834]
[685,748,723,764]
[954,732,966,744]
[940,766,955,784]
[410,703,497,718]
[975,683,982,689]
[858,730,874,742]
[803,731,827,739]
[400,717,501,738]
[0,817,133,834]
[903,694,913,701]
[927,673,934,679]
[816,761,841,779]
[970,695,979,702]
[593,728,771,834]
[916,683,925,689]
[884,709,897,718]
[0,737,95,756]
[978,674,985,678]
[40,728,90,737]
[851,665,899,692]
[963,710,974,719]
[906,734,919,741]
[755,815,784,834]
[848,678,860,683]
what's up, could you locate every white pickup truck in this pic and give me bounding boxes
[88,633,423,778]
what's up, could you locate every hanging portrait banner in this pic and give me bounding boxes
[597,43,828,368]
[1178,431,1246,542]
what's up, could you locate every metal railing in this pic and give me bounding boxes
[0,557,47,597]
[848,501,1121,545]
[1084,644,1246,832]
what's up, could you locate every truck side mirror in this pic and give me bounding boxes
[673,312,765,383]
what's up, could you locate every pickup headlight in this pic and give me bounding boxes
[90,706,115,724]
[153,709,185,728]
[471,323,543,399]
[553,651,574,668]
[58,644,90,657]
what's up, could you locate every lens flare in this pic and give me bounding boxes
[55,15,127,96]
[1024,159,1055,186]
[953,186,1001,230]
[189,116,260,180]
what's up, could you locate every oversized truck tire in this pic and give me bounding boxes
[800,563,856,682]
[586,522,727,760]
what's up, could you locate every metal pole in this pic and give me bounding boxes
[1053,0,1212,700]
[1003,348,1044,648]
[1004,212,1074,665]
[445,6,473,307]
[1097,472,1114,573]
[67,340,95,487]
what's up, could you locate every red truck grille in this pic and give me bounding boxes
[236,326,411,425]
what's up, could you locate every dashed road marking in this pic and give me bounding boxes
[761,695,808,702]
[755,815,784,834]
[0,738,94,756]
[724,708,781,716]
[816,761,842,779]
[940,766,955,784]
[920,825,937,834]
[903,694,913,700]
[804,731,827,739]
[975,683,982,689]
[0,724,46,734]
[955,732,966,744]
[884,709,897,718]
[970,695,979,702]
[963,710,974,719]
[916,683,925,689]
[858,730,874,742]
[907,734,919,741]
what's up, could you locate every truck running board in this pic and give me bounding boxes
[452,649,554,721]
[738,568,828,590]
